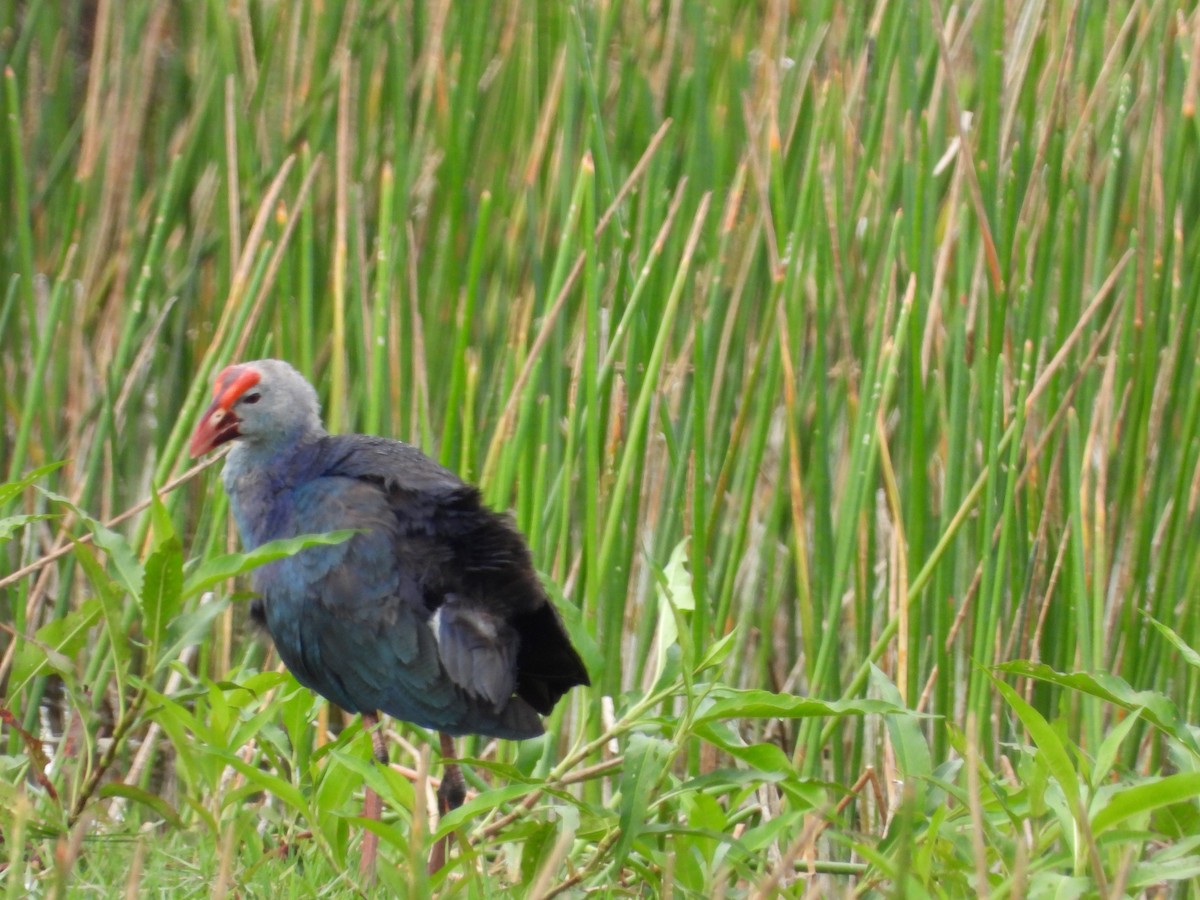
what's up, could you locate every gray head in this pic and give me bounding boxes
[189,358,325,457]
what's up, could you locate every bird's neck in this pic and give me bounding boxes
[221,429,327,547]
[226,424,326,472]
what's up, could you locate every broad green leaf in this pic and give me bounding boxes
[0,513,53,543]
[89,524,144,599]
[205,678,233,739]
[650,643,683,693]
[35,487,143,597]
[1092,772,1200,835]
[142,540,184,650]
[1127,857,1200,888]
[9,598,102,694]
[148,490,177,552]
[998,661,1200,757]
[696,687,905,724]
[667,768,789,801]
[216,683,288,750]
[869,664,932,784]
[1145,615,1200,673]
[279,677,319,771]
[353,815,412,857]
[234,671,291,696]
[317,748,377,815]
[1150,834,1200,862]
[925,758,964,815]
[143,494,184,652]
[990,674,1082,816]
[181,530,359,599]
[611,732,675,871]
[696,629,737,673]
[684,791,726,848]
[1090,707,1141,790]
[146,698,205,792]
[519,820,561,887]
[652,538,694,684]
[154,596,230,674]
[434,783,538,837]
[98,783,186,828]
[142,686,225,787]
[72,540,132,700]
[219,752,312,818]
[1026,873,1091,898]
[735,814,799,854]
[694,720,793,772]
[0,461,66,507]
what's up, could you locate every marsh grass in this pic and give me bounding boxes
[3,1,1200,895]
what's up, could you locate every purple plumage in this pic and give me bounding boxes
[190,359,589,740]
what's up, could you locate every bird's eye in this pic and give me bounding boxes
[242,392,261,405]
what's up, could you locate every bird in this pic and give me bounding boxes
[188,358,590,877]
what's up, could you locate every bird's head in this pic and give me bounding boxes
[189,359,323,457]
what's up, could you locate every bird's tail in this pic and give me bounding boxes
[492,696,545,740]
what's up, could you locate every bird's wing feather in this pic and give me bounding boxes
[321,434,590,707]
[262,503,515,732]
[253,438,532,726]
[431,601,517,710]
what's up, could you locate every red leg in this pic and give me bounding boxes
[428,732,465,873]
[360,712,388,883]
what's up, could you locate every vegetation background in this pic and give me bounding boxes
[3,0,1200,895]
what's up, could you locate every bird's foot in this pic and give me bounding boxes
[437,764,466,815]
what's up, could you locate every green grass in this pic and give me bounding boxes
[4,1,1200,895]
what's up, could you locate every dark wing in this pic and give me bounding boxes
[321,435,590,715]
[259,470,544,738]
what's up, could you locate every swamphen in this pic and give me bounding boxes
[189,359,589,876]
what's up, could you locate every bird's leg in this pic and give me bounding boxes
[428,731,465,874]
[360,711,388,883]
[369,717,390,764]
[437,731,466,811]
